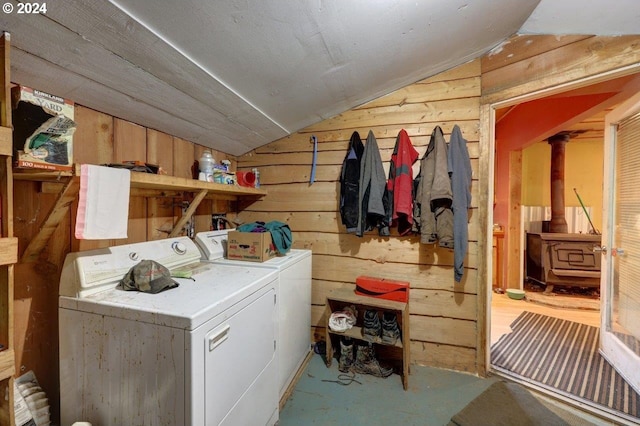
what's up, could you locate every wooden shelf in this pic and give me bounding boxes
[325,288,410,390]
[14,163,267,262]
[15,164,267,197]
[325,288,408,312]
[0,238,18,266]
[129,168,267,196]
[0,127,11,156]
[0,349,15,382]
[327,325,404,349]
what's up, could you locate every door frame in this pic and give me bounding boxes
[482,65,640,374]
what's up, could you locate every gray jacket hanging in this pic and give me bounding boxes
[448,125,472,282]
[414,126,453,247]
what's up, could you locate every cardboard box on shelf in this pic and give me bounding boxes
[12,85,75,171]
[355,276,410,303]
[227,230,277,262]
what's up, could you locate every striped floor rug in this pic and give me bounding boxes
[491,311,640,420]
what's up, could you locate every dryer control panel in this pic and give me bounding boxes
[59,236,202,298]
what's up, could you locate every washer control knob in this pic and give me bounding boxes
[172,241,187,255]
[129,252,139,261]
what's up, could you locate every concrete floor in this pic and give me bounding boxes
[279,349,614,426]
[278,293,613,426]
[279,353,499,426]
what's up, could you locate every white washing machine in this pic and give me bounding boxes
[195,229,312,398]
[58,236,279,426]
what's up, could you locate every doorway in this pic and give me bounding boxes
[486,71,640,423]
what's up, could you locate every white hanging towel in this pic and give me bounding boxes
[75,164,130,239]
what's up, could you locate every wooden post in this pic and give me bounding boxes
[0,31,15,426]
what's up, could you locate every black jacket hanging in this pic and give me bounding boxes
[357,131,390,237]
[339,131,364,233]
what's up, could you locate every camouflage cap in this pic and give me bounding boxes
[121,259,179,294]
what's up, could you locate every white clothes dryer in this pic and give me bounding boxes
[195,229,312,399]
[59,236,279,426]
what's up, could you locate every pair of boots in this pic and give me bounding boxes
[338,337,393,378]
[363,310,401,345]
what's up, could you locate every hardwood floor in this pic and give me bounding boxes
[490,292,601,345]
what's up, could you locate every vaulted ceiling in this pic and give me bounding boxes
[1,0,638,155]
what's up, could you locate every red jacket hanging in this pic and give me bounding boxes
[386,129,419,235]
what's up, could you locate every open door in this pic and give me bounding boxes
[600,91,640,394]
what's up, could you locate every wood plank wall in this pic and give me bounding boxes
[237,60,483,373]
[13,105,235,421]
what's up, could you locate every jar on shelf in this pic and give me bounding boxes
[199,151,215,181]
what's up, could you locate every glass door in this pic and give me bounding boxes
[600,91,640,394]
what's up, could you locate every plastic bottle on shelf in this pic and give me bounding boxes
[199,151,215,181]
[252,168,260,188]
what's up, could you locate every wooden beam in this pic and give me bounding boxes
[169,189,207,238]
[0,158,12,240]
[481,35,591,74]
[0,32,10,128]
[0,238,18,266]
[0,349,14,381]
[476,103,493,376]
[0,127,12,157]
[0,31,14,426]
[0,34,12,240]
[21,177,80,263]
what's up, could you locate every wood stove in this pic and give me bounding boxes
[524,131,601,292]
[526,232,601,291]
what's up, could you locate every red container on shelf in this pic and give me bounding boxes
[355,276,409,303]
[236,171,256,187]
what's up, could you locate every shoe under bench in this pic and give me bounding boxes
[324,288,410,390]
